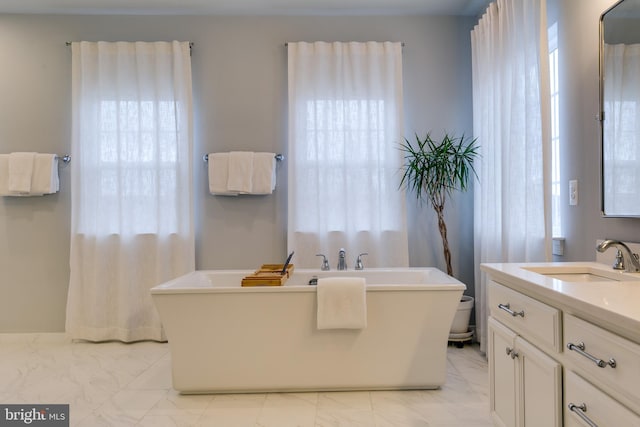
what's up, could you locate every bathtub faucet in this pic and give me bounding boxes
[337,248,347,270]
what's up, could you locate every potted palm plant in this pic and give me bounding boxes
[400,132,479,343]
[399,132,479,277]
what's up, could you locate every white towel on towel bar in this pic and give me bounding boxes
[252,152,276,194]
[31,154,59,194]
[207,151,278,196]
[227,151,253,193]
[8,152,36,193]
[208,153,238,196]
[317,277,367,330]
[0,153,60,196]
[0,154,30,196]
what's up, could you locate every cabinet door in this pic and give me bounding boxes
[489,317,517,427]
[515,336,562,427]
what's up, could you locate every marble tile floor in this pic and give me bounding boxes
[0,334,492,426]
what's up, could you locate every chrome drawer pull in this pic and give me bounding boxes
[567,342,617,368]
[568,403,598,427]
[497,303,525,317]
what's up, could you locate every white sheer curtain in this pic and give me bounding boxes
[287,42,408,268]
[471,0,552,353]
[66,41,194,342]
[603,43,640,215]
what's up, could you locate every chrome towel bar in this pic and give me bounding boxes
[203,153,284,163]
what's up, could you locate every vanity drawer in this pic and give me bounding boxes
[564,313,640,411]
[565,370,640,426]
[488,280,561,352]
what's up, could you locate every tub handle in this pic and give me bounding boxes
[316,254,330,271]
[355,253,368,270]
[498,303,524,317]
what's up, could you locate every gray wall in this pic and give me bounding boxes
[558,0,640,262]
[0,14,477,332]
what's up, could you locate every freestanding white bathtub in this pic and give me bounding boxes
[150,268,465,394]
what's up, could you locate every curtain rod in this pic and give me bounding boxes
[284,41,405,47]
[65,41,194,52]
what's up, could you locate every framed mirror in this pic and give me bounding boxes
[600,0,640,216]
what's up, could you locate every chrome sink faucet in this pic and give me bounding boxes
[596,239,640,272]
[337,248,347,270]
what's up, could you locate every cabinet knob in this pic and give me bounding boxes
[505,347,519,359]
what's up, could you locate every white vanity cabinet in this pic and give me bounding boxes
[483,262,640,427]
[488,281,562,427]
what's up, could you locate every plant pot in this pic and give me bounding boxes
[450,295,474,334]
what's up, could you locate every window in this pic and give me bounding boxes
[95,100,180,234]
[297,99,398,232]
[71,41,193,239]
[549,23,562,238]
[287,42,408,267]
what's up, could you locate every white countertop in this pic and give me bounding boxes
[481,262,640,344]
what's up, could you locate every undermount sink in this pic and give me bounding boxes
[544,272,624,282]
[522,264,640,283]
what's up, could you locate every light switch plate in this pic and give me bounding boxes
[569,179,578,206]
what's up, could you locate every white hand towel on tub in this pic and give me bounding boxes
[227,151,253,193]
[252,152,276,194]
[317,277,367,329]
[208,153,238,196]
[8,152,36,193]
[31,154,59,194]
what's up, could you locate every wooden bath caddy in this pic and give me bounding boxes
[241,264,295,287]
